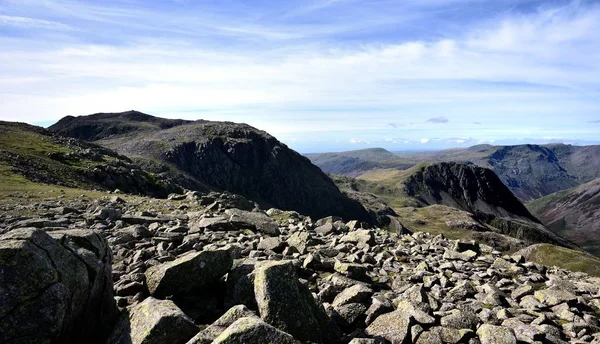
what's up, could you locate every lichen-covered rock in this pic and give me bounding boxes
[253,260,339,343]
[0,228,116,344]
[365,310,411,344]
[108,297,199,344]
[186,305,258,344]
[212,317,300,344]
[476,324,517,344]
[225,209,280,235]
[340,229,375,246]
[534,289,577,307]
[145,247,233,297]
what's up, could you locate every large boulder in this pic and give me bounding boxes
[145,247,233,298]
[0,228,116,344]
[225,209,280,235]
[253,261,340,343]
[212,317,300,344]
[108,297,199,344]
[365,310,411,344]
[186,305,258,344]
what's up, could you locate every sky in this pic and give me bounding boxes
[1,0,599,153]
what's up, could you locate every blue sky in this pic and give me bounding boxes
[0,0,599,153]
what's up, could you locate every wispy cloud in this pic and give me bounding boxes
[0,0,599,152]
[0,15,72,30]
[427,116,449,124]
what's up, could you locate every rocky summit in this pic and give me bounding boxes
[2,190,600,344]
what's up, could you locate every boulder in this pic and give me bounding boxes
[109,297,198,344]
[225,209,280,235]
[476,324,517,344]
[340,229,375,246]
[253,260,340,343]
[365,310,411,344]
[186,305,258,344]
[212,317,300,344]
[146,247,233,298]
[0,228,116,344]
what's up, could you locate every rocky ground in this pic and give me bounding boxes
[2,190,600,343]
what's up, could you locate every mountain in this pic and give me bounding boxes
[50,111,370,221]
[527,178,600,256]
[309,143,600,201]
[306,148,415,177]
[0,121,178,197]
[336,162,577,249]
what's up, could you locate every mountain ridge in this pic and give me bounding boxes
[49,111,371,222]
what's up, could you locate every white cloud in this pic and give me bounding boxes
[420,138,430,144]
[0,15,72,30]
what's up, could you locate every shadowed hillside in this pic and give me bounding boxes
[50,111,371,221]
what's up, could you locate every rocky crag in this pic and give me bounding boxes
[49,111,371,222]
[2,190,600,343]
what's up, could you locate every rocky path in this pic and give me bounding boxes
[1,191,600,343]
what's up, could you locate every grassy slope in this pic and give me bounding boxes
[527,178,600,256]
[518,244,600,277]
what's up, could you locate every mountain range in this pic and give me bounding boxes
[308,144,600,201]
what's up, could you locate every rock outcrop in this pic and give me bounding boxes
[0,228,116,343]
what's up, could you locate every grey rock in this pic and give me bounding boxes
[253,260,340,343]
[365,309,411,344]
[226,209,280,235]
[145,247,233,297]
[476,324,517,344]
[212,317,300,344]
[0,228,116,344]
[108,297,198,344]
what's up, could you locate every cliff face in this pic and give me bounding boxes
[398,162,576,249]
[403,162,539,223]
[49,112,370,221]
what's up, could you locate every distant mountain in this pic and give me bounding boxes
[0,121,178,197]
[309,144,600,201]
[335,162,577,249]
[306,148,415,177]
[50,111,370,221]
[527,178,600,256]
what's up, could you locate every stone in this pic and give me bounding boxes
[186,305,258,344]
[189,216,233,233]
[332,284,374,307]
[0,228,116,344]
[145,247,233,297]
[257,237,285,253]
[534,289,577,307]
[287,231,313,254]
[415,330,443,344]
[440,307,478,330]
[395,300,435,325]
[334,303,367,327]
[340,229,375,246]
[226,209,280,235]
[510,284,534,300]
[316,222,336,235]
[253,260,339,343]
[365,310,411,344]
[212,317,300,344]
[334,260,367,279]
[108,297,198,344]
[476,324,517,344]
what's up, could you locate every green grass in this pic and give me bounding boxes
[522,244,600,277]
[394,205,483,241]
[0,124,71,157]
